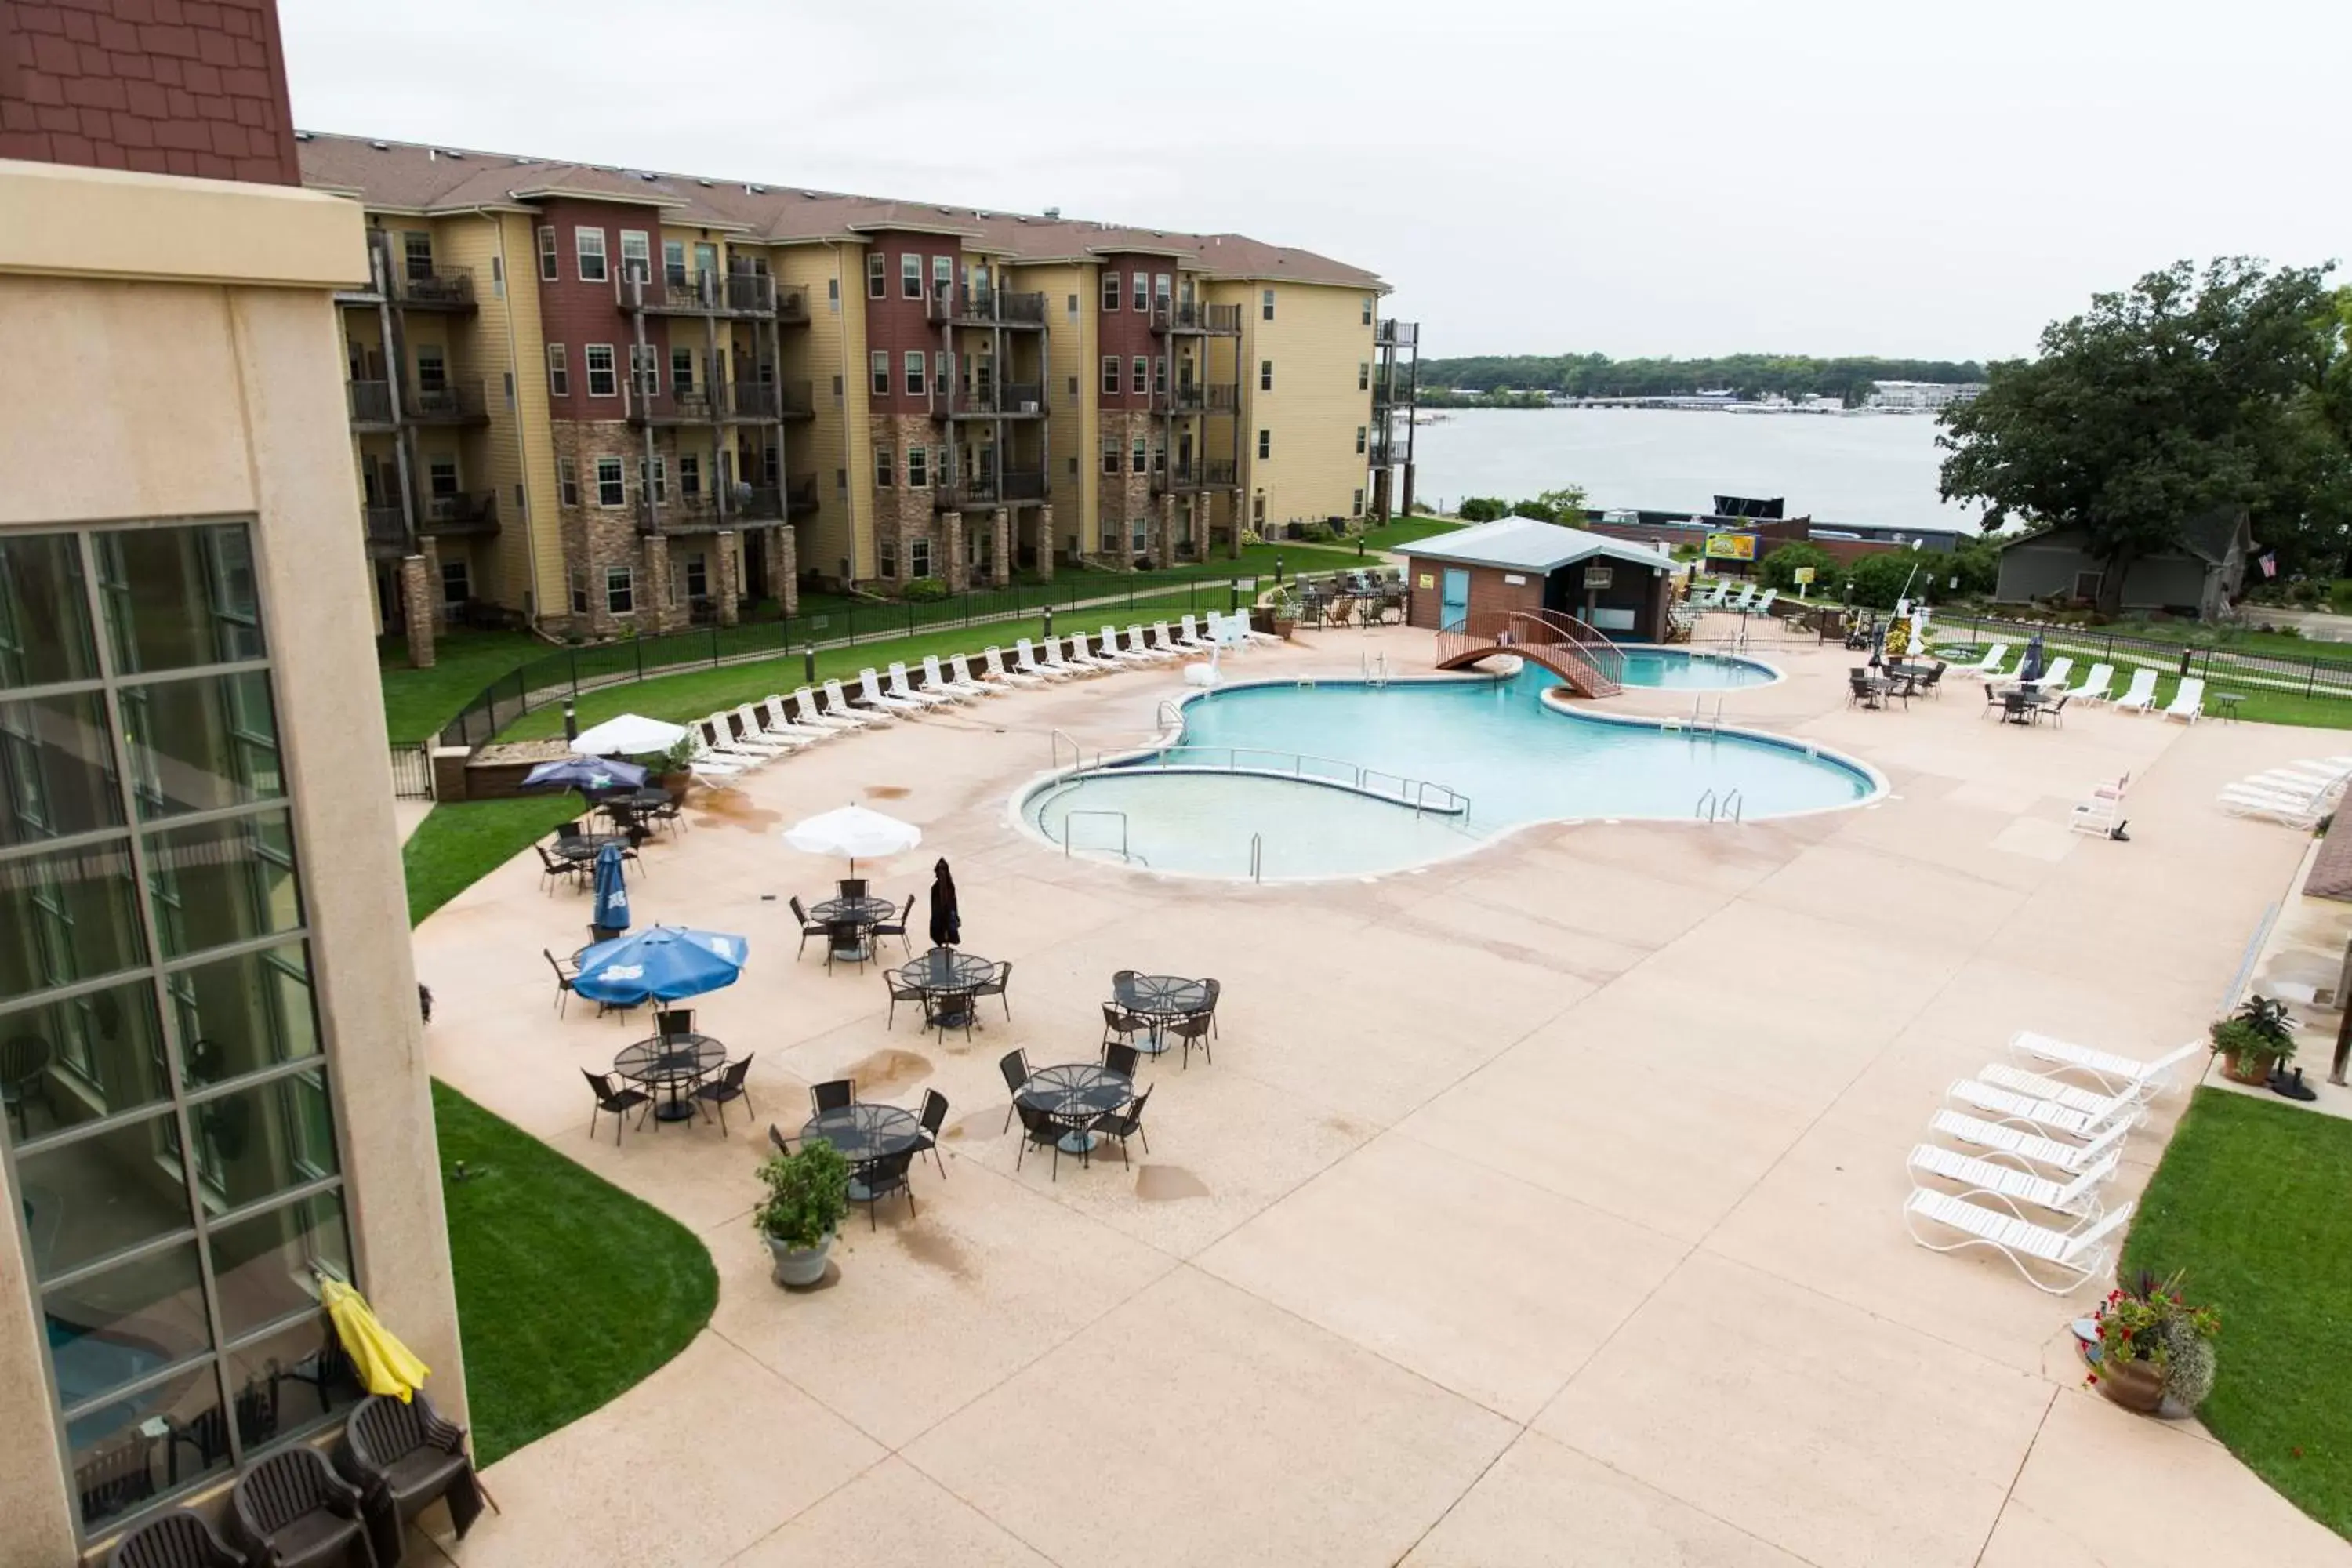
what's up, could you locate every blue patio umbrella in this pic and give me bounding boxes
[522,755,647,795]
[573,925,749,1007]
[2020,632,2047,683]
[591,843,631,933]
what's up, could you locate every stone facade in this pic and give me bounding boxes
[869,410,948,590]
[989,508,1011,588]
[1097,408,1156,563]
[399,552,437,667]
[1032,504,1054,582]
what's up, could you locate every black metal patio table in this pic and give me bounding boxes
[810,894,896,962]
[1112,972,1211,1054]
[598,787,672,844]
[802,1104,922,1198]
[614,1033,725,1123]
[1016,1064,1134,1154]
[897,946,995,1030]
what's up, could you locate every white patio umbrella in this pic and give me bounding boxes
[572,713,689,757]
[782,803,923,877]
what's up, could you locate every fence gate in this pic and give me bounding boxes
[388,742,434,800]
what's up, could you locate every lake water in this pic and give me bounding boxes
[1406,408,1986,533]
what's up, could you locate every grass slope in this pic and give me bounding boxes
[403,793,581,924]
[430,1081,719,1467]
[1359,517,1465,549]
[379,629,545,743]
[2123,1089,2352,1538]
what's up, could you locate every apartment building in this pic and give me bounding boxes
[0,4,463,1561]
[295,135,1393,655]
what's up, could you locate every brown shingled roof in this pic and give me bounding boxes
[292,132,1385,290]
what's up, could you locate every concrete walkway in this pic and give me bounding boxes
[408,624,2351,1567]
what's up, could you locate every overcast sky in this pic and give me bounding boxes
[278,0,2345,365]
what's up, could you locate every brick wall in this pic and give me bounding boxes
[0,0,299,183]
[1406,562,1543,630]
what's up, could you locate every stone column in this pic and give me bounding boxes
[716,529,741,626]
[989,508,1011,587]
[1034,505,1055,582]
[637,535,676,632]
[419,535,445,633]
[399,553,437,668]
[1155,494,1178,569]
[945,517,971,593]
[776,525,800,615]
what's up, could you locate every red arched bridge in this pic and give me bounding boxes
[1436,608,1625,698]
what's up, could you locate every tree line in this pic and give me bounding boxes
[1414,353,1988,405]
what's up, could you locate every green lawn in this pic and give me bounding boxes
[431,1081,718,1467]
[379,629,546,743]
[1359,517,1465,549]
[1929,638,2352,731]
[2122,1089,2352,1539]
[404,793,580,924]
[1948,614,2352,669]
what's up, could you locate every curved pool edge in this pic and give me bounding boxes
[1004,668,1888,884]
[1612,642,1789,690]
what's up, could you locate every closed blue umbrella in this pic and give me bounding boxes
[522,756,648,793]
[2020,632,2047,683]
[573,925,748,1006]
[591,842,631,933]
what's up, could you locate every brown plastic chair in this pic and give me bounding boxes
[230,1446,376,1568]
[104,1508,241,1568]
[334,1391,485,1566]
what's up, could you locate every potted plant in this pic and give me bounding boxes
[754,1140,851,1287]
[2209,994,2296,1084]
[1254,586,1299,641]
[648,735,698,804]
[2085,1269,2220,1414]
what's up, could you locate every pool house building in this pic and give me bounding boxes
[1399,517,1680,641]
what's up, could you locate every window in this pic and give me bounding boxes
[1068,375,1079,398]
[1356,426,1367,454]
[1101,356,1120,397]
[0,522,358,1544]
[619,230,651,281]
[909,538,931,578]
[874,445,894,488]
[1156,273,1171,307]
[1152,443,1166,474]
[867,252,886,298]
[678,454,702,497]
[1067,292,1080,321]
[903,351,926,397]
[575,227,608,282]
[684,553,708,601]
[901,253,922,298]
[1258,428,1271,459]
[936,351,953,395]
[557,456,579,506]
[1359,361,1370,391]
[1253,492,1267,524]
[1363,296,1374,325]
[413,348,446,394]
[583,344,617,397]
[1261,288,1275,321]
[870,351,890,397]
[594,456,625,507]
[671,347,695,394]
[1100,437,1120,475]
[427,458,458,498]
[662,239,687,286]
[826,277,840,311]
[605,565,633,614]
[502,370,514,408]
[1131,437,1147,474]
[641,455,667,503]
[627,343,659,397]
[1131,273,1147,313]
[536,224,557,281]
[1131,356,1147,395]
[1352,488,1366,516]
[933,255,953,295]
[1102,271,1120,311]
[440,558,470,606]
[1154,357,1167,395]
[880,542,898,579]
[401,230,432,281]
[906,446,929,488]
[570,568,588,613]
[1260,359,1273,392]
[490,255,503,297]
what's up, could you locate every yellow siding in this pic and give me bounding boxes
[1209,278,1376,533]
[1018,261,1094,558]
[779,241,869,583]
[488,212,563,615]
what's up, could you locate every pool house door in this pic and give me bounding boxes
[1440,568,1470,629]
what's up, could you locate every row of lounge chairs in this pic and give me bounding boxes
[1953,645,2205,720]
[2216,754,2352,826]
[681,614,1275,777]
[1687,581,1779,615]
[1904,1031,2202,1294]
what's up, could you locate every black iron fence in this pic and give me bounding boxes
[436,575,1261,750]
[1929,610,2352,700]
[388,743,434,799]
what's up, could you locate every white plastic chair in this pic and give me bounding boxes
[1926,1109,2131,1177]
[2112,669,2158,713]
[1959,644,2010,681]
[1096,625,1152,665]
[1021,637,1074,680]
[1907,1142,2118,1218]
[1061,633,1114,673]
[1976,1063,2147,1127]
[791,688,870,731]
[1125,625,1177,662]
[2034,656,2074,692]
[1752,587,1778,615]
[702,715,790,759]
[1903,1190,2136,1294]
[989,645,1047,687]
[887,661,954,708]
[2163,676,2205,723]
[2070,663,2115,704]
[923,654,986,702]
[2008,1033,2201,1098]
[756,697,833,743]
[948,652,1004,696]
[855,669,924,715]
[1172,615,1214,652]
[823,677,896,724]
[1946,1077,2130,1142]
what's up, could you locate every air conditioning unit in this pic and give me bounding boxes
[1019,400,1039,414]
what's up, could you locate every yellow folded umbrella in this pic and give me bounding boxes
[321,1277,431,1402]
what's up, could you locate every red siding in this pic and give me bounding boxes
[0,0,299,183]
[860,229,953,416]
[532,198,640,422]
[1094,251,1166,412]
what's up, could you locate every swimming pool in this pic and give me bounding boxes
[1617,647,1781,689]
[1022,666,1879,880]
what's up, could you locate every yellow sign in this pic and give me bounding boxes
[1417,573,1434,590]
[1704,533,1757,561]
[1793,566,1817,586]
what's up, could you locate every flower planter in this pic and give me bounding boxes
[2094,1355,2166,1414]
[654,771,691,805]
[2220,1051,2277,1085]
[765,1229,833,1287]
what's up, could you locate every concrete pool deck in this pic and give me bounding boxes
[408,622,2352,1567]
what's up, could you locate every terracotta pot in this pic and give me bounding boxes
[2095,1354,2167,1414]
[655,771,691,804]
[1272,617,1297,642]
[2221,1051,2276,1085]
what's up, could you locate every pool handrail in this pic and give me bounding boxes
[1142,744,1469,818]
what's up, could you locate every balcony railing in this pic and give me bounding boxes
[787,474,819,516]
[775,284,810,323]
[629,379,812,424]
[626,270,779,316]
[728,379,815,420]
[928,284,1049,326]
[408,379,489,424]
[1152,300,1243,335]
[1153,458,1240,494]
[361,506,406,551]
[935,468,1048,510]
[422,492,499,532]
[1375,320,1419,347]
[1156,382,1238,414]
[393,270,476,310]
[348,379,396,426]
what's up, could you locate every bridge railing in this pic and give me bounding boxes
[1436,608,1624,697]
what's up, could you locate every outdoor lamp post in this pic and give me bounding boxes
[803,644,816,686]
[1042,606,1054,639]
[1274,552,1283,583]
[563,700,577,742]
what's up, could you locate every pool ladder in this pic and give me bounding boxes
[1687,695,1726,737]
[1248,832,1264,884]
[1694,788,1744,824]
[1062,808,1147,866]
[1361,651,1390,688]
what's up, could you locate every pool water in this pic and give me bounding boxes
[1617,648,1780,689]
[1024,666,1877,880]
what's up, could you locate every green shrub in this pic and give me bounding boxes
[1457,497,1509,522]
[1757,542,1841,597]
[1842,550,1929,609]
[900,576,949,603]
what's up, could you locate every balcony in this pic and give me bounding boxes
[1155,382,1239,415]
[408,379,491,427]
[729,379,815,421]
[934,469,1048,511]
[775,284,810,324]
[348,379,397,429]
[1375,320,1419,347]
[421,492,499,535]
[361,505,407,555]
[927,284,1049,329]
[392,270,477,312]
[627,379,813,426]
[787,474,819,517]
[623,270,780,318]
[942,382,1047,420]
[1152,458,1240,495]
[1152,300,1243,336]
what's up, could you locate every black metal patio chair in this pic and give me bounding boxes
[582,1069,652,1144]
[1091,1085,1154,1169]
[692,1054,754,1134]
[910,1088,950,1179]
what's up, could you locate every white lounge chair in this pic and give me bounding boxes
[887,661,954,709]
[1171,615,1214,652]
[989,645,1047,687]
[1958,644,2010,681]
[948,652,1005,696]
[1060,633,1114,673]
[2070,663,2115,704]
[1947,1077,2135,1142]
[855,668,925,716]
[1150,621,1191,656]
[790,687,870,731]
[1097,625,1152,665]
[1926,1109,2132,1177]
[756,697,835,743]
[1125,625,1177,662]
[1907,1143,2118,1218]
[1203,610,1250,649]
[1976,1063,2147,1127]
[2071,771,2129,837]
[1903,1190,2136,1294]
[924,654,986,702]
[823,677,896,724]
[2217,779,2343,827]
[2163,676,2204,723]
[685,744,750,779]
[2033,656,2074,692]
[702,715,791,759]
[1751,587,1778,615]
[2111,668,2158,713]
[691,727,769,769]
[2009,1033,2201,1098]
[1724,583,1757,613]
[1015,637,1070,681]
